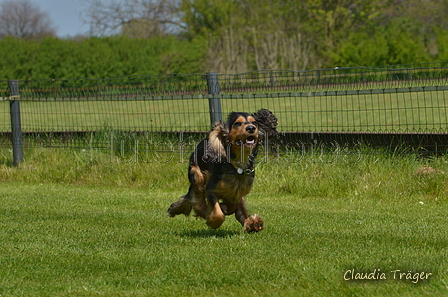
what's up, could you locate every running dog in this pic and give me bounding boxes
[167,109,277,232]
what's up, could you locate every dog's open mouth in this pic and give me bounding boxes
[236,136,256,147]
[245,136,256,145]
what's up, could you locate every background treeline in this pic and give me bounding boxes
[0,36,207,80]
[1,0,448,80]
[176,0,448,72]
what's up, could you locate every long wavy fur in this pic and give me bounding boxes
[252,108,278,139]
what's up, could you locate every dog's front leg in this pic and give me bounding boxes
[206,193,225,229]
[235,198,249,225]
[236,198,264,232]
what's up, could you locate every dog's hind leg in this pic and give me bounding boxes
[168,159,206,218]
[191,190,208,219]
[167,194,192,217]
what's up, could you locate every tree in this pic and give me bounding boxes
[0,0,56,40]
[80,0,180,38]
[178,0,387,72]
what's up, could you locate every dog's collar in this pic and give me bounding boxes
[237,167,254,175]
[230,161,254,175]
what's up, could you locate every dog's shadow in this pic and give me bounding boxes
[175,229,240,238]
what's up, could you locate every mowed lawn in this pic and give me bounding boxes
[0,151,447,296]
[1,88,447,132]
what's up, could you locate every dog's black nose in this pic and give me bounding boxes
[246,125,256,134]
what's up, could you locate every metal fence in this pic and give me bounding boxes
[1,62,448,164]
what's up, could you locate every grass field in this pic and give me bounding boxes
[0,149,447,296]
[1,88,448,133]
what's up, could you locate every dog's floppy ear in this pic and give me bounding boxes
[253,109,278,138]
[206,120,229,161]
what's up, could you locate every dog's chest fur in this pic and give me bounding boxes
[213,169,254,204]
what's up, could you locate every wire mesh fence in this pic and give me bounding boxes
[1,62,448,163]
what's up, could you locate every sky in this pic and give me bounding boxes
[37,0,93,37]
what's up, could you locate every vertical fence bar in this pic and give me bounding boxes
[8,79,23,166]
[206,71,222,127]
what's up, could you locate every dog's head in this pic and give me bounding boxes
[226,109,278,147]
[227,112,259,150]
[207,109,277,163]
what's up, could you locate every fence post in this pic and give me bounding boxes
[8,80,23,166]
[206,71,222,127]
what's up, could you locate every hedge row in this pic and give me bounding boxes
[0,36,207,80]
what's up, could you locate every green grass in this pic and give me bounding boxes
[1,88,448,132]
[0,150,448,296]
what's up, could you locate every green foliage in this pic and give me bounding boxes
[161,36,207,74]
[0,36,207,80]
[179,0,238,37]
[179,0,448,71]
[435,27,448,61]
[333,18,433,67]
[331,31,389,67]
[2,0,448,78]
[384,18,432,65]
[0,37,38,79]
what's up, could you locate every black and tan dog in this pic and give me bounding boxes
[167,109,277,232]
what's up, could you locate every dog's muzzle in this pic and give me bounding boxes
[246,125,256,134]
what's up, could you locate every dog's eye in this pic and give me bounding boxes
[251,121,257,125]
[233,122,242,127]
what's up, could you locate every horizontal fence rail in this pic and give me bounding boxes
[1,62,448,99]
[1,62,448,164]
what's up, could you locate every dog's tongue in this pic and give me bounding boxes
[246,137,255,145]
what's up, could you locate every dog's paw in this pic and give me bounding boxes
[243,214,264,232]
[167,196,192,217]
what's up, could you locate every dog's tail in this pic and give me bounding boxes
[253,108,278,138]
[167,195,192,217]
